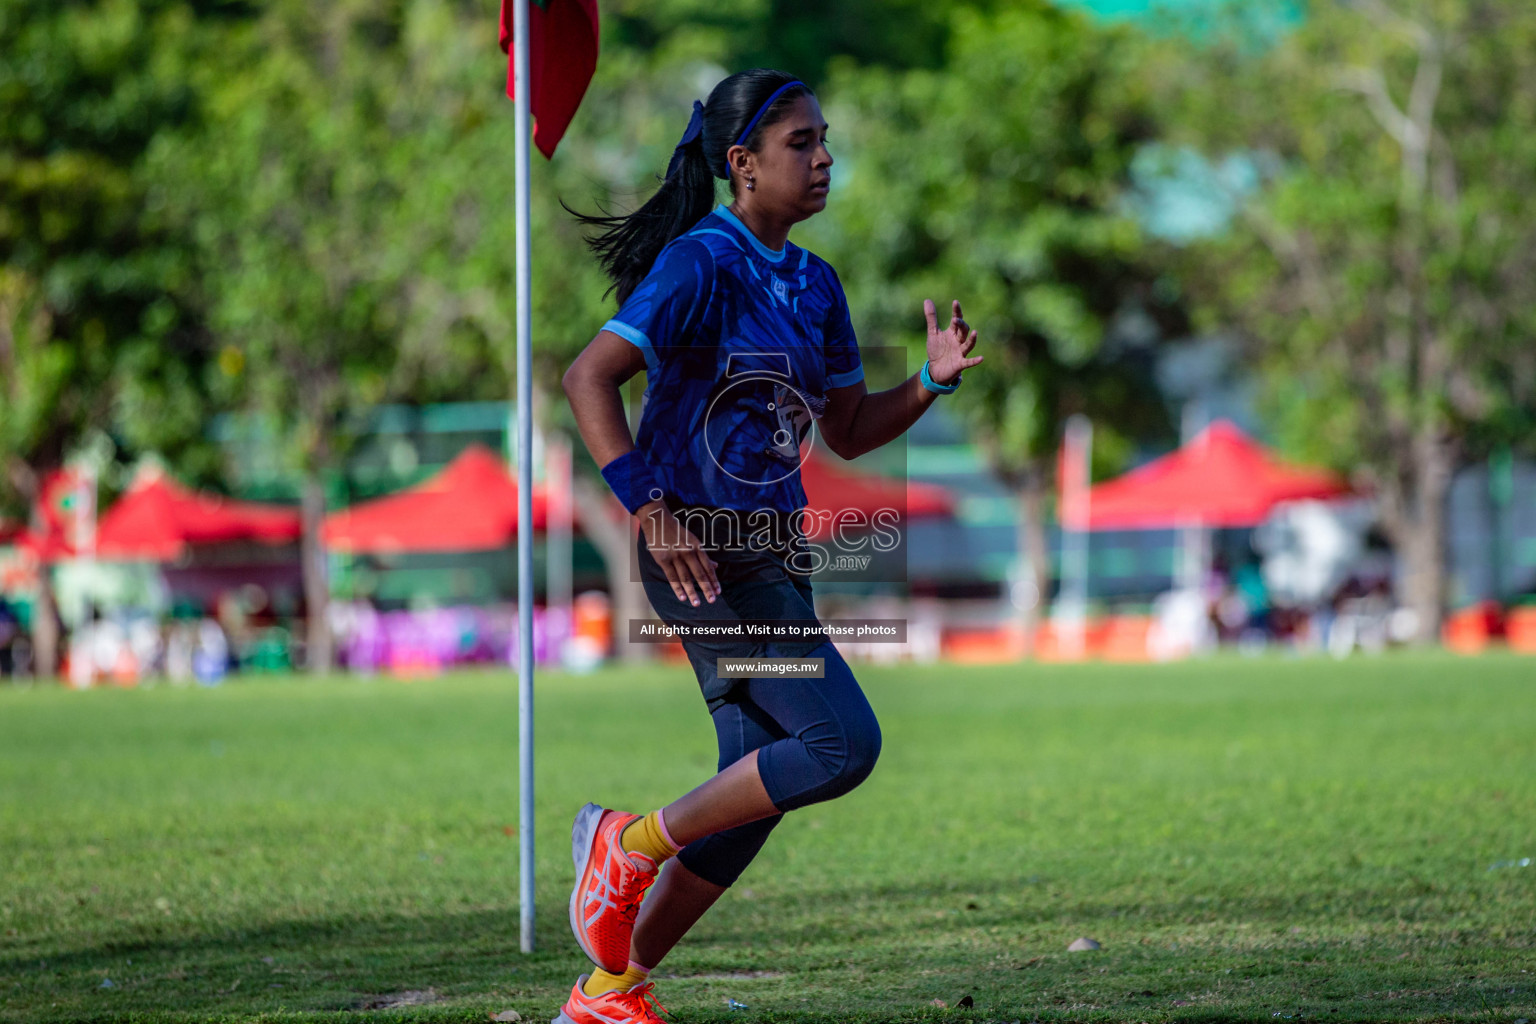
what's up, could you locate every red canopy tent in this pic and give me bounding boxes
[799,450,955,541]
[322,444,549,555]
[95,469,302,560]
[1069,420,1348,531]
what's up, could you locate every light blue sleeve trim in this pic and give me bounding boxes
[602,318,659,375]
[602,318,651,353]
[827,365,865,389]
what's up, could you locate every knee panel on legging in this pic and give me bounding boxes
[680,642,880,887]
[752,642,882,812]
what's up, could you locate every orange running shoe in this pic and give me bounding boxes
[568,803,659,973]
[552,976,668,1024]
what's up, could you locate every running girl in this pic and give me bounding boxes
[557,68,982,1024]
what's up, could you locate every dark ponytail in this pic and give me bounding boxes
[567,69,813,305]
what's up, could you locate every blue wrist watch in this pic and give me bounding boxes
[920,359,961,394]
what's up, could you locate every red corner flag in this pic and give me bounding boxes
[499,0,599,159]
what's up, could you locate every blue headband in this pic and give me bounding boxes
[667,82,807,181]
[733,80,806,149]
[666,100,704,179]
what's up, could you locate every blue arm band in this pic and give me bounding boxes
[600,450,664,515]
[920,359,961,394]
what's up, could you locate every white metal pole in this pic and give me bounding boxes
[512,0,536,955]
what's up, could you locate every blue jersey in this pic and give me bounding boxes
[602,205,864,514]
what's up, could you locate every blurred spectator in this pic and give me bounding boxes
[1327,576,1395,657]
[1234,561,1270,635]
[0,596,19,676]
[166,619,196,684]
[1150,588,1215,660]
[193,619,230,685]
[128,617,164,679]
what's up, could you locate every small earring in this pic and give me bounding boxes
[746,175,755,192]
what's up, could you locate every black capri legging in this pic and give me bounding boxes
[636,509,882,888]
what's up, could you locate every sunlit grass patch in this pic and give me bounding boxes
[1,653,1532,1022]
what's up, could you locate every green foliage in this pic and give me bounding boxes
[4,0,1123,501]
[150,1,416,472]
[1159,0,1536,471]
[812,3,1182,486]
[1149,0,1536,630]
[0,271,68,517]
[0,0,222,503]
[1,656,1534,1021]
[605,0,997,83]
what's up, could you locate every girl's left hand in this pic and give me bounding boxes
[923,299,983,386]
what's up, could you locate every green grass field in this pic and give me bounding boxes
[1,654,1533,1023]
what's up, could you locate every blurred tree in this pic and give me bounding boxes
[813,2,1184,640]
[605,0,1000,83]
[0,0,231,675]
[150,0,442,672]
[149,0,768,666]
[1156,0,1536,640]
[393,0,1021,653]
[403,0,1010,404]
[7,0,1158,670]
[152,0,677,667]
[358,2,667,657]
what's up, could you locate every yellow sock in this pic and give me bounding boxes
[620,809,680,865]
[582,961,650,996]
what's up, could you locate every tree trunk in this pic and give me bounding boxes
[9,458,60,678]
[30,570,60,680]
[301,472,333,673]
[1016,466,1053,656]
[571,476,652,664]
[1399,431,1453,644]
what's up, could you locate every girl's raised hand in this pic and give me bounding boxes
[923,299,983,386]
